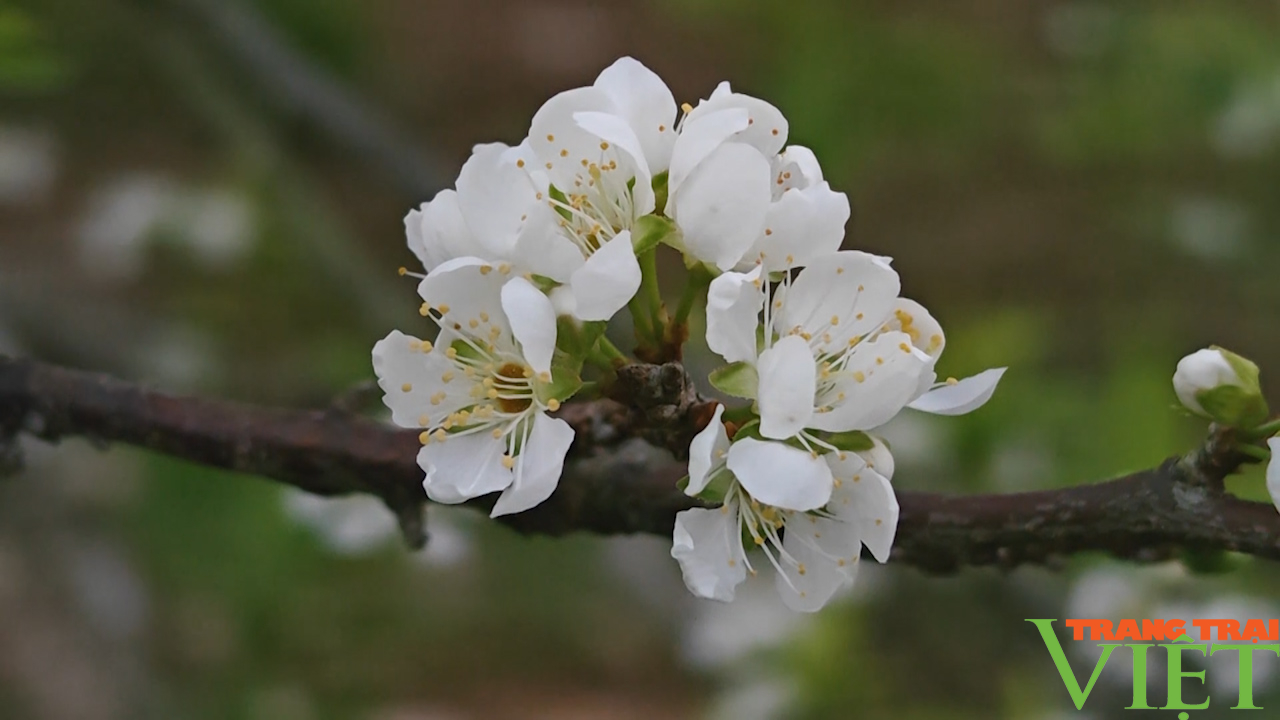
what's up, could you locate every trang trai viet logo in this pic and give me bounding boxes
[1029,618,1280,713]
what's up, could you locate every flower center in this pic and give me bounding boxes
[547,158,636,258]
[495,362,534,414]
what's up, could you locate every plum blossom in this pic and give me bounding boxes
[373,258,575,517]
[668,83,850,272]
[671,405,898,612]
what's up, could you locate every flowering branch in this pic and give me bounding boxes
[3,353,1277,570]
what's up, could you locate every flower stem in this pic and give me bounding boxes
[639,248,665,332]
[1245,418,1280,439]
[673,265,711,330]
[1236,443,1271,462]
[595,336,629,367]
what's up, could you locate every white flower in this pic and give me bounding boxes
[1173,346,1267,427]
[372,258,575,517]
[1266,437,1280,514]
[672,405,898,612]
[667,83,850,272]
[518,56,680,321]
[405,139,639,324]
[707,251,1004,437]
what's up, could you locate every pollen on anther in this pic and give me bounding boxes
[771,128,779,135]
[501,455,516,470]
[875,519,883,526]
[546,134,555,142]
[397,267,407,276]
[401,383,413,393]
[492,428,503,438]
[899,342,910,353]
[539,371,551,382]
[420,341,433,352]
[432,428,447,442]
[544,162,552,169]
[559,148,568,157]
[681,102,693,114]
[516,159,525,168]
[546,398,561,411]
[947,377,959,385]
[853,371,866,383]
[836,267,844,275]
[419,303,430,317]
[441,372,454,383]
[419,431,431,445]
[830,315,840,326]
[479,265,492,275]
[437,303,451,314]
[764,228,773,236]
[469,319,479,329]
[658,124,666,132]
[599,141,609,150]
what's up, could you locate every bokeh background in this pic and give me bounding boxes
[3,0,1280,717]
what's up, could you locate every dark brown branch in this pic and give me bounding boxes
[2,354,1278,571]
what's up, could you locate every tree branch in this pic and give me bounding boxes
[2,354,1277,571]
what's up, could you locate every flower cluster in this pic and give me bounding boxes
[374,57,1004,611]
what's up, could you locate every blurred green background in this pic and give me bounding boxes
[3,0,1280,717]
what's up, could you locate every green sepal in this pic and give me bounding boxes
[1197,384,1269,429]
[555,317,606,366]
[547,185,571,221]
[449,338,484,363]
[721,404,757,425]
[536,359,584,405]
[708,362,759,399]
[823,430,875,453]
[652,171,669,216]
[631,214,677,255]
[732,418,761,441]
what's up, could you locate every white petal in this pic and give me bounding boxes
[490,414,575,517]
[455,143,539,257]
[858,435,895,482]
[775,251,900,347]
[909,368,1006,416]
[667,107,750,195]
[775,515,857,612]
[705,266,764,365]
[568,230,642,322]
[727,438,833,512]
[573,111,655,215]
[500,276,557,375]
[751,182,850,272]
[685,82,789,157]
[510,205,586,283]
[687,404,730,496]
[826,452,897,562]
[592,57,678,173]
[809,332,930,433]
[757,335,817,440]
[419,257,511,340]
[884,298,946,398]
[405,191,476,271]
[672,142,772,271]
[372,330,468,427]
[420,433,512,504]
[1267,438,1280,514]
[671,504,748,602]
[528,86,614,192]
[778,145,823,184]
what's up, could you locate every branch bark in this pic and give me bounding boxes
[2,354,1278,571]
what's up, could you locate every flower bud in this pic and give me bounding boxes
[1173,346,1268,427]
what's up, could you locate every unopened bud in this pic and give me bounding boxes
[1173,346,1268,427]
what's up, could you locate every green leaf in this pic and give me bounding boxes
[631,214,677,254]
[709,362,759,399]
[823,430,875,453]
